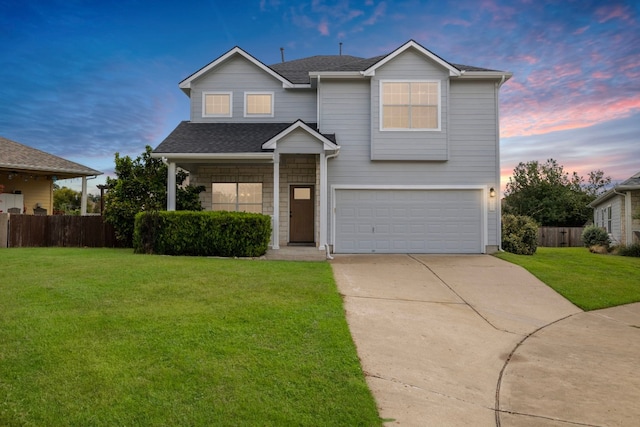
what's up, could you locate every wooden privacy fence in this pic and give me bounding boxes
[537,226,584,247]
[5,214,121,248]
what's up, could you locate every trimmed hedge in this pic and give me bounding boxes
[502,214,539,255]
[618,243,640,257]
[581,224,610,247]
[133,211,271,257]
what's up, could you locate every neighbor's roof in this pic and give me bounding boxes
[589,170,640,207]
[153,121,336,154]
[0,136,102,177]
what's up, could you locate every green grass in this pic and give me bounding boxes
[0,248,381,426]
[495,247,640,311]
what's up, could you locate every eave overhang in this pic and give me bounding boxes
[361,40,462,77]
[150,152,274,161]
[179,47,296,95]
[262,120,340,151]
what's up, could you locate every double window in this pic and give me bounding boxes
[202,91,274,118]
[381,81,440,130]
[212,183,263,213]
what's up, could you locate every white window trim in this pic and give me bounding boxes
[379,79,441,132]
[244,91,274,117]
[202,91,232,118]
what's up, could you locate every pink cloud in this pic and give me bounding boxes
[595,4,634,24]
[592,71,612,79]
[501,97,640,138]
[573,26,589,35]
[443,18,471,27]
[364,1,386,25]
[318,20,329,35]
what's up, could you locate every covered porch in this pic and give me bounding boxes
[154,120,339,251]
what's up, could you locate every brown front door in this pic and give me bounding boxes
[289,185,314,243]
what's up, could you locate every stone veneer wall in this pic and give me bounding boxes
[189,154,320,247]
[631,191,640,244]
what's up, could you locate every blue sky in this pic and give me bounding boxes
[1,0,638,194]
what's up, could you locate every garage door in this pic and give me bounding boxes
[335,189,482,253]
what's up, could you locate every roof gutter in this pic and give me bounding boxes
[150,152,274,161]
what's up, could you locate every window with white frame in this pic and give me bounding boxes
[212,183,262,213]
[244,92,274,117]
[381,81,440,130]
[606,205,612,233]
[203,92,232,117]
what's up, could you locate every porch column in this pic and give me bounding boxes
[318,152,327,250]
[272,154,280,249]
[167,161,176,211]
[625,191,632,245]
[80,176,88,215]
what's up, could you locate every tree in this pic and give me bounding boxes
[104,146,205,245]
[53,185,100,214]
[53,186,81,214]
[503,159,610,227]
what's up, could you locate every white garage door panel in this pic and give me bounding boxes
[335,189,482,254]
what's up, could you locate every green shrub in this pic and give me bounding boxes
[618,243,640,257]
[502,214,539,255]
[581,225,610,247]
[134,211,271,257]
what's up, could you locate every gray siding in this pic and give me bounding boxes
[371,49,449,160]
[275,128,325,154]
[190,54,316,123]
[321,78,501,247]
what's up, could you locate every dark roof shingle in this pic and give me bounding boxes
[154,121,335,154]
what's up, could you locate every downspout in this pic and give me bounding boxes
[324,149,340,260]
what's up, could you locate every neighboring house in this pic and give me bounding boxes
[589,171,640,246]
[153,40,511,254]
[0,136,102,215]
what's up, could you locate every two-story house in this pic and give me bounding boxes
[152,40,511,254]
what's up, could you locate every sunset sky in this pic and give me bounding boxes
[1,0,638,195]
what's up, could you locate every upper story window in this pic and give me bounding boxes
[203,91,232,117]
[381,81,440,131]
[244,92,274,117]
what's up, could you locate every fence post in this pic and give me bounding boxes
[0,213,8,248]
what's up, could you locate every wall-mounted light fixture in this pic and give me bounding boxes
[489,187,496,198]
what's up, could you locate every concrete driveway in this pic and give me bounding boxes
[330,254,640,426]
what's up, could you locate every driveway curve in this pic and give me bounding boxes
[330,254,640,426]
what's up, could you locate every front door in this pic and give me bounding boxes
[289,185,314,243]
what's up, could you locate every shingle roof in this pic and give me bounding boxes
[153,121,336,154]
[269,55,366,84]
[268,53,500,84]
[0,136,102,177]
[620,171,640,186]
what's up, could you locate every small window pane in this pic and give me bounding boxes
[411,106,437,128]
[246,94,272,115]
[294,188,311,200]
[212,183,236,204]
[383,82,409,105]
[205,94,230,116]
[383,105,410,128]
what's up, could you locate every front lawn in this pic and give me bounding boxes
[0,248,381,426]
[495,247,640,311]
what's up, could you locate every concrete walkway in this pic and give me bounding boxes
[330,254,640,426]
